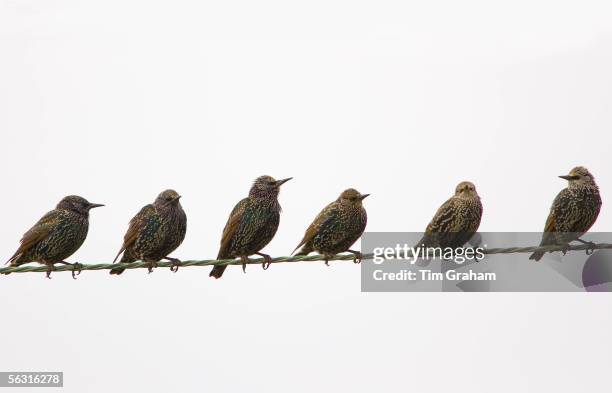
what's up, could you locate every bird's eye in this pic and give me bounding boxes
[268,181,275,186]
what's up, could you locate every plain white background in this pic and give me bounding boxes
[1,1,612,392]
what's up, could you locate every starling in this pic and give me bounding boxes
[210,175,291,279]
[5,195,104,278]
[530,166,602,261]
[416,181,483,250]
[293,188,369,265]
[110,189,187,275]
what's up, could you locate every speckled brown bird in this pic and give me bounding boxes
[293,188,369,265]
[530,166,601,261]
[5,195,104,278]
[210,175,291,279]
[416,181,483,250]
[110,189,187,275]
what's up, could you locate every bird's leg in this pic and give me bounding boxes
[55,261,82,279]
[45,263,55,279]
[71,263,83,279]
[241,255,250,273]
[256,252,273,270]
[325,255,330,266]
[560,244,570,256]
[146,259,158,274]
[165,257,181,273]
[576,238,597,255]
[576,238,596,246]
[348,250,363,264]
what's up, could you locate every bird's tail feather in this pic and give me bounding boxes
[112,248,125,264]
[5,252,22,266]
[293,244,313,256]
[209,265,227,279]
[529,251,544,261]
[109,252,133,275]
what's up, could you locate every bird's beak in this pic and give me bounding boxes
[88,203,105,209]
[559,175,580,181]
[275,177,293,187]
[359,194,370,201]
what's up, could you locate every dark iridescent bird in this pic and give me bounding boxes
[110,189,187,275]
[529,166,601,261]
[5,195,104,278]
[210,175,291,279]
[416,181,483,250]
[293,188,369,265]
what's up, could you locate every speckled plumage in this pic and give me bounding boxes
[210,176,291,279]
[416,181,483,249]
[293,188,369,264]
[5,195,104,278]
[110,189,187,274]
[530,166,601,261]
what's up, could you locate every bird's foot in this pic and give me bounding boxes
[256,253,272,270]
[560,244,571,256]
[325,258,330,266]
[46,265,55,279]
[166,257,181,273]
[241,256,250,274]
[71,263,83,279]
[348,250,363,264]
[576,239,597,255]
[147,260,158,274]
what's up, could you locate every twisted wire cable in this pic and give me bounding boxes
[1,242,611,275]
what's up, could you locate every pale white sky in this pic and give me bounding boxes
[1,1,612,392]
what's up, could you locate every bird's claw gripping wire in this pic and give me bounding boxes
[348,250,363,264]
[576,239,597,255]
[147,260,158,274]
[241,256,249,274]
[166,257,181,273]
[71,263,83,279]
[257,253,272,270]
[46,265,55,279]
[560,244,571,256]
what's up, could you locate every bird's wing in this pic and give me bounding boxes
[217,198,250,259]
[417,198,464,248]
[536,190,566,247]
[426,197,459,233]
[6,210,60,265]
[542,207,557,233]
[113,204,157,262]
[292,202,338,254]
[545,187,578,233]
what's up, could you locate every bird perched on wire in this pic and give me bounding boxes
[293,188,369,265]
[5,196,104,279]
[110,189,187,275]
[210,175,292,279]
[529,166,601,261]
[416,181,483,251]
